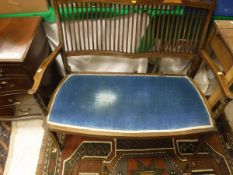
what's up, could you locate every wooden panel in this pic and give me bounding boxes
[218,29,233,54]
[0,17,41,62]
[210,34,233,72]
[215,20,233,30]
[0,93,36,107]
[0,77,32,94]
[215,20,233,55]
[22,24,52,77]
[0,64,27,77]
[208,67,233,108]
[0,104,43,119]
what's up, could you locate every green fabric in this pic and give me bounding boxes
[0,6,183,23]
[0,5,233,22]
[213,16,233,20]
[59,6,183,21]
[0,7,56,22]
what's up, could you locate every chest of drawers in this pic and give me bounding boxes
[0,17,61,120]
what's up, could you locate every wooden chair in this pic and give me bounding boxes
[29,0,233,163]
[204,20,233,119]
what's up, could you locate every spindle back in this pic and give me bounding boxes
[53,0,215,72]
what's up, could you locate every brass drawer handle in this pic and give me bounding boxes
[17,108,32,115]
[0,81,15,89]
[8,98,22,105]
[0,81,9,85]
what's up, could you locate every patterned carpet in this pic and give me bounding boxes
[37,116,233,175]
[0,121,11,174]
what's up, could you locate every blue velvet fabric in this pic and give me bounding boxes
[48,75,212,131]
[214,0,233,17]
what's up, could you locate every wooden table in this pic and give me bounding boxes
[0,17,61,120]
[205,20,233,118]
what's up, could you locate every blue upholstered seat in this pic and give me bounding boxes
[48,75,214,135]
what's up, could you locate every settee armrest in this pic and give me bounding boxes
[28,44,62,95]
[199,50,233,99]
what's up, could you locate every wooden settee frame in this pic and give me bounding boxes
[29,0,233,157]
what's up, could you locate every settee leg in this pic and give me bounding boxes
[195,132,218,154]
[195,135,207,154]
[187,56,202,78]
[173,138,187,162]
[48,130,63,152]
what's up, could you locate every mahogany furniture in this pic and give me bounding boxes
[0,17,61,120]
[29,0,233,168]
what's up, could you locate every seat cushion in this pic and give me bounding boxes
[48,74,214,136]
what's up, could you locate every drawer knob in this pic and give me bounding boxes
[0,81,15,89]
[0,81,9,85]
[17,108,31,115]
[8,98,22,105]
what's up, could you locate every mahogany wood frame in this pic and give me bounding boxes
[29,0,233,100]
[28,0,233,151]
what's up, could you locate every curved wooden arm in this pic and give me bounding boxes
[28,44,62,94]
[200,50,233,99]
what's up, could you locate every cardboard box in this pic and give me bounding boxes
[0,0,49,14]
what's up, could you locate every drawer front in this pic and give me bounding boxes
[0,104,43,118]
[0,64,27,77]
[0,77,32,94]
[0,93,37,107]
